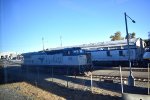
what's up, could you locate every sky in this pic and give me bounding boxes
[0,0,150,53]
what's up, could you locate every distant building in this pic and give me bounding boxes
[0,52,19,60]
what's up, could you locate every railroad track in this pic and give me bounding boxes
[93,67,148,72]
[91,75,149,82]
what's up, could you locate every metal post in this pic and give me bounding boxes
[52,66,53,82]
[37,67,39,82]
[4,62,7,84]
[67,66,69,88]
[74,67,76,79]
[26,65,28,80]
[120,66,123,93]
[91,72,93,93]
[148,63,150,95]
[124,12,134,86]
[78,65,80,74]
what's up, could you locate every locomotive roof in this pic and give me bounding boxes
[47,47,81,51]
[22,47,82,55]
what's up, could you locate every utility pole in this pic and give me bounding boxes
[124,12,135,86]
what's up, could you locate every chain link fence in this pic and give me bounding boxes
[1,61,150,99]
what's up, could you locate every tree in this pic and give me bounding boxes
[110,31,124,41]
[130,32,135,38]
[125,32,136,39]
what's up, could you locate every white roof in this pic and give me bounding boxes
[46,38,139,51]
[77,38,139,48]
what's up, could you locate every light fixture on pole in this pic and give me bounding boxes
[124,12,135,86]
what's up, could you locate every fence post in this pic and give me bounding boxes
[91,71,93,93]
[148,63,150,95]
[120,66,123,94]
[74,67,76,79]
[67,66,69,88]
[52,66,53,82]
[4,62,7,84]
[37,67,39,83]
[26,65,28,80]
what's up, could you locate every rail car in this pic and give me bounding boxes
[21,47,92,74]
[88,49,141,67]
[143,47,150,67]
[82,38,146,67]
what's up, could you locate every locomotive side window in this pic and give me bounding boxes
[119,51,124,56]
[107,51,111,56]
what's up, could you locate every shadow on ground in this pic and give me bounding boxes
[0,65,148,100]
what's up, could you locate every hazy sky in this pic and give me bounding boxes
[1,0,150,53]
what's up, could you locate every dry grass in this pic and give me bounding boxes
[0,82,121,100]
[0,82,65,100]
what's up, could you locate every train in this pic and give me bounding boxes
[21,38,149,73]
[21,47,92,74]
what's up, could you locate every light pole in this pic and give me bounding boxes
[124,12,135,86]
